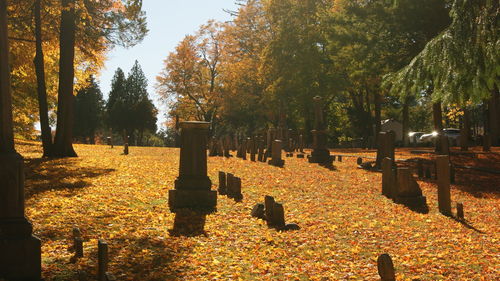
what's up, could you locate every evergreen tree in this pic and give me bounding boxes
[74,76,104,144]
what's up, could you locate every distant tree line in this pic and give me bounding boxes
[158,0,499,147]
[73,61,160,147]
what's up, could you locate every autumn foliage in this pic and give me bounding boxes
[17,140,499,280]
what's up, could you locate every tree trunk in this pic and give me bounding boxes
[34,0,53,157]
[374,92,382,144]
[432,102,443,132]
[53,0,77,157]
[0,0,14,154]
[402,100,409,147]
[489,88,499,146]
[460,107,470,151]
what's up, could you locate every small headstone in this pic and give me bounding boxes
[357,157,363,165]
[264,196,275,226]
[437,134,450,155]
[98,240,108,281]
[268,140,285,167]
[283,223,300,231]
[382,158,396,199]
[395,167,426,208]
[377,253,396,281]
[424,166,431,179]
[297,154,305,158]
[218,171,227,195]
[74,237,83,259]
[251,203,265,219]
[456,202,464,221]
[226,173,234,196]
[123,143,129,155]
[417,159,424,178]
[337,155,342,162]
[436,156,452,216]
[232,177,243,201]
[272,202,286,229]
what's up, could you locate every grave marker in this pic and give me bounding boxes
[308,96,332,163]
[268,140,285,167]
[218,171,227,195]
[97,240,108,281]
[436,155,452,216]
[168,122,217,234]
[377,254,396,281]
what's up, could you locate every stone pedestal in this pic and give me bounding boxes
[381,157,396,199]
[308,130,331,163]
[376,131,395,169]
[436,155,452,216]
[0,153,42,280]
[268,140,285,167]
[169,122,216,215]
[308,96,331,164]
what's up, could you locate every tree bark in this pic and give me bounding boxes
[53,0,77,157]
[402,100,409,147]
[489,88,499,146]
[0,0,14,154]
[432,102,443,132]
[374,92,382,144]
[460,107,470,151]
[34,0,53,157]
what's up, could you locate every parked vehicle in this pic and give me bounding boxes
[408,131,425,144]
[418,128,461,146]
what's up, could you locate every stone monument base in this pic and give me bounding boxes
[0,219,42,280]
[308,150,332,164]
[268,159,285,167]
[168,190,217,214]
[395,195,427,208]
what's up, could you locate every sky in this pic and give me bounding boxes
[98,0,238,130]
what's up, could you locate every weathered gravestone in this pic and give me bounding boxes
[436,155,452,216]
[268,140,285,167]
[0,8,42,278]
[456,202,464,221]
[308,96,332,164]
[357,157,363,165]
[381,157,397,199]
[265,128,276,158]
[436,134,450,155]
[106,137,113,148]
[218,171,227,195]
[251,204,265,219]
[250,137,257,161]
[272,202,286,229]
[395,167,426,208]
[417,159,424,178]
[258,137,265,162]
[98,240,108,281]
[232,177,243,201]
[168,121,217,234]
[375,131,395,169]
[377,253,396,281]
[264,196,275,227]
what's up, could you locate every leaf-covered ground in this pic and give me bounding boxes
[17,141,499,280]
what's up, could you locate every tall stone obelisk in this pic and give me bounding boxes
[1,1,42,278]
[308,96,331,163]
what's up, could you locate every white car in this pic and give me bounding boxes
[419,128,461,145]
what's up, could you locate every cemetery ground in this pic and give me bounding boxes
[18,140,499,280]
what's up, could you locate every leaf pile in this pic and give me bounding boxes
[16,141,499,280]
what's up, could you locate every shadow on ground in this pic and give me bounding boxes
[24,157,115,199]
